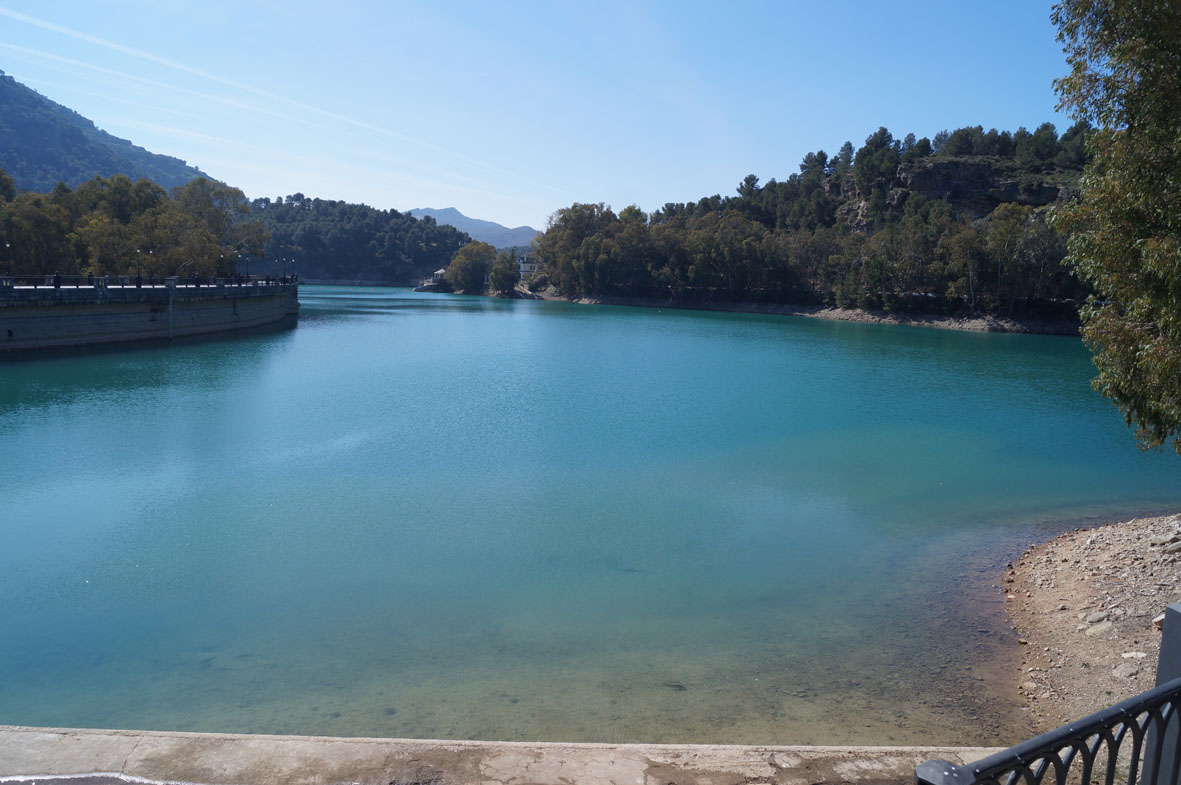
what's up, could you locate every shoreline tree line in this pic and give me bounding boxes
[533,122,1092,320]
[0,174,474,284]
[0,173,266,279]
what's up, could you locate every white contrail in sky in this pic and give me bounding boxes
[2,41,530,196]
[5,72,209,126]
[0,43,303,125]
[0,5,564,194]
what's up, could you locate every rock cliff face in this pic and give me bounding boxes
[835,157,1077,230]
[896,158,1066,218]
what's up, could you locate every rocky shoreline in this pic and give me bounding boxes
[310,284,1077,335]
[1003,513,1181,731]
[531,291,1080,336]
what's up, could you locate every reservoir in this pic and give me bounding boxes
[1,287,1178,746]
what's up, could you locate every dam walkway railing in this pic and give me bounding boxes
[918,604,1181,785]
[0,273,297,290]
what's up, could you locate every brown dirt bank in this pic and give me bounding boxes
[1004,513,1181,732]
[533,292,1080,335]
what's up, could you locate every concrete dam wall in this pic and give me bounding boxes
[0,281,299,352]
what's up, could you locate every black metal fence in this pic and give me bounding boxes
[918,604,1181,785]
[917,679,1181,785]
[0,273,297,289]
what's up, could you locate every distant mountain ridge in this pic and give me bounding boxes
[409,207,539,249]
[0,70,209,192]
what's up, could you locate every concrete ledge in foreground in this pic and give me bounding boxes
[0,725,1004,785]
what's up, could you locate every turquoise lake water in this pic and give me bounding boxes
[1,287,1178,746]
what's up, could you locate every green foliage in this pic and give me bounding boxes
[833,141,855,174]
[618,205,648,226]
[1055,121,1091,169]
[489,250,519,295]
[251,195,470,283]
[1053,0,1181,452]
[0,169,15,202]
[0,175,265,277]
[853,127,901,204]
[901,137,933,165]
[533,121,1091,319]
[533,203,620,297]
[534,198,1077,317]
[445,241,496,293]
[944,127,979,156]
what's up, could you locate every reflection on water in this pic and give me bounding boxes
[0,287,1178,745]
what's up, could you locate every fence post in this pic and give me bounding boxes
[1145,602,1181,785]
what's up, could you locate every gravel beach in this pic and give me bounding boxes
[1004,513,1181,731]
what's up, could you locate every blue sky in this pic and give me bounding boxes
[0,1,1072,230]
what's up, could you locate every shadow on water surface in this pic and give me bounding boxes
[0,313,298,364]
[0,315,298,413]
[303,288,525,320]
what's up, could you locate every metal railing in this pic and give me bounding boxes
[918,604,1181,785]
[917,680,1181,785]
[0,273,297,289]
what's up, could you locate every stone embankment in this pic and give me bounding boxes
[1004,513,1181,730]
[0,283,298,352]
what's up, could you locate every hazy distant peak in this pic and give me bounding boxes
[409,207,539,249]
[415,207,466,221]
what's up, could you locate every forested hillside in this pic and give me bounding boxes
[0,71,209,193]
[252,195,471,283]
[536,122,1092,318]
